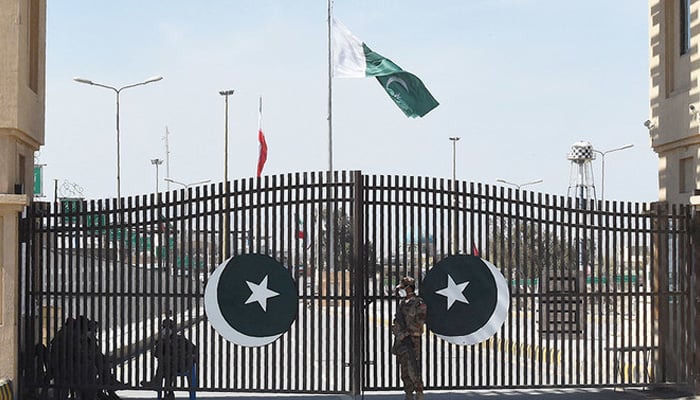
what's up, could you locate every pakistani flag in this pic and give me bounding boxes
[332,17,439,118]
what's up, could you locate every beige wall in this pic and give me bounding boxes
[0,0,45,194]
[0,0,46,387]
[650,0,700,204]
[0,196,26,383]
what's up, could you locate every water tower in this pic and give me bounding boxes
[567,141,597,207]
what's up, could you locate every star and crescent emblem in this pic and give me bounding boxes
[204,254,298,347]
[245,275,279,312]
[383,76,409,101]
[435,274,470,310]
[422,255,510,345]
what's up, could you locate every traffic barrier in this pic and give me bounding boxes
[0,379,12,400]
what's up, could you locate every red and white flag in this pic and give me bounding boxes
[256,96,268,177]
[472,241,480,257]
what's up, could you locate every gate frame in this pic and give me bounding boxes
[15,172,700,396]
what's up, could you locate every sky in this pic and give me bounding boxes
[40,1,654,203]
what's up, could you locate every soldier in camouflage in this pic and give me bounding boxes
[391,276,427,400]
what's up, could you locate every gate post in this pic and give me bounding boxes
[0,194,27,392]
[689,195,700,393]
[652,202,674,383]
[350,171,365,397]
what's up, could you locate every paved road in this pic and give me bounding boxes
[116,386,695,400]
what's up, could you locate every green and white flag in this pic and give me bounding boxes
[332,17,439,118]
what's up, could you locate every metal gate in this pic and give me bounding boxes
[18,171,696,397]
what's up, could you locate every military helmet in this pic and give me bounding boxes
[397,276,416,290]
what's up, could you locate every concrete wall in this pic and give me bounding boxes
[0,0,46,388]
[0,0,45,195]
[0,196,26,384]
[649,0,700,203]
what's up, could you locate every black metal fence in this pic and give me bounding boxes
[18,171,696,397]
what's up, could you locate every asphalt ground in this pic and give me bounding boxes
[116,386,697,400]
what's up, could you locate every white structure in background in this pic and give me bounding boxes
[567,141,597,206]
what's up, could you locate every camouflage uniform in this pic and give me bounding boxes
[392,277,427,400]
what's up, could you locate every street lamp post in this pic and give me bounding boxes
[592,144,634,203]
[449,137,461,254]
[496,178,544,190]
[150,158,163,192]
[219,89,235,184]
[73,76,163,199]
[219,89,234,259]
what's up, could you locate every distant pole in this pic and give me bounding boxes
[327,0,337,276]
[73,76,163,199]
[219,89,235,184]
[163,126,171,191]
[219,89,235,259]
[327,0,334,173]
[150,158,163,192]
[592,144,634,204]
[449,137,461,254]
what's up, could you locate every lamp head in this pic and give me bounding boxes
[219,89,235,96]
[144,76,163,84]
[73,77,93,85]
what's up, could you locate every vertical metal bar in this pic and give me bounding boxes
[351,170,364,395]
[531,191,542,387]
[642,204,652,386]
[510,188,517,387]
[213,183,224,389]
[297,172,306,391]
[594,201,602,385]
[689,204,700,388]
[378,174,389,388]
[283,173,293,391]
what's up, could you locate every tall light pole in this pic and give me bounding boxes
[219,89,235,184]
[496,178,544,190]
[219,89,234,259]
[592,144,634,203]
[74,76,163,199]
[449,137,461,254]
[150,158,163,192]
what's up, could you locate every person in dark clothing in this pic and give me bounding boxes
[142,318,197,400]
[391,277,427,400]
[48,316,120,400]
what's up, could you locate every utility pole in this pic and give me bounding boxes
[449,137,461,254]
[163,126,171,191]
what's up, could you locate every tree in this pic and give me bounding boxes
[487,218,590,284]
[318,206,377,272]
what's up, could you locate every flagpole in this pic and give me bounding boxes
[326,0,336,277]
[327,0,334,173]
[258,96,262,176]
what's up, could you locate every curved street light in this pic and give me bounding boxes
[163,177,211,190]
[74,76,163,199]
[496,178,543,190]
[592,144,634,203]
